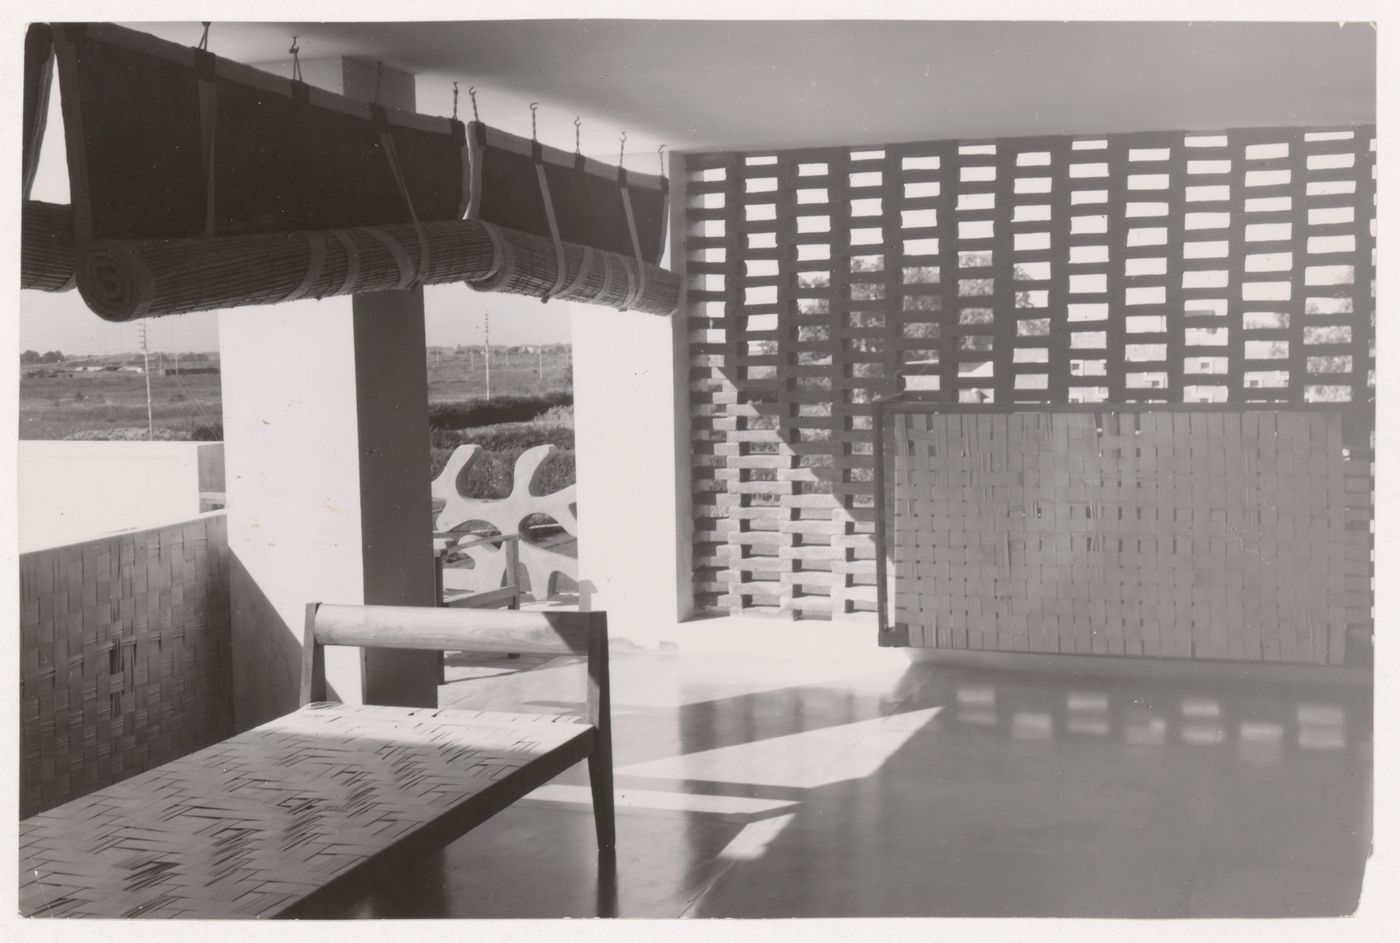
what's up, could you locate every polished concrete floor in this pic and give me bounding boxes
[332,645,1372,919]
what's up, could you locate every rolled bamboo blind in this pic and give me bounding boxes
[21,201,76,292]
[74,217,679,321]
[37,22,680,321]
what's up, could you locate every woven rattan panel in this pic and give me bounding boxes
[685,126,1375,619]
[884,407,1371,664]
[19,515,233,818]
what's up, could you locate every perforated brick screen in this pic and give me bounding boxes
[684,126,1375,620]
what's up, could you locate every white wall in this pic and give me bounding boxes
[570,151,693,646]
[220,297,369,725]
[570,301,691,647]
[17,441,223,551]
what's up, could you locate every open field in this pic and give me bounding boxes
[18,346,572,441]
[19,370,224,440]
[19,349,578,559]
[424,346,571,402]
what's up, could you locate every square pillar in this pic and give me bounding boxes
[221,58,435,730]
[569,152,693,647]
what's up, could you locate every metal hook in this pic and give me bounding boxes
[289,36,302,83]
[452,81,459,121]
[198,22,211,51]
[657,144,667,175]
[468,87,479,123]
[619,131,628,166]
[530,102,539,141]
[575,117,582,155]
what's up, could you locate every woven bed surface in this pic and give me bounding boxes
[19,702,591,918]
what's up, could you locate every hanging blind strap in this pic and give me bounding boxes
[618,167,647,310]
[554,151,596,297]
[282,231,328,302]
[532,141,570,301]
[370,104,430,287]
[597,248,620,304]
[330,229,361,297]
[658,174,671,261]
[358,226,416,291]
[465,121,487,221]
[467,220,513,291]
[560,246,595,298]
[193,49,218,236]
[451,118,470,219]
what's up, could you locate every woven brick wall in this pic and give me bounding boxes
[685,125,1375,620]
[19,514,234,817]
[881,406,1371,664]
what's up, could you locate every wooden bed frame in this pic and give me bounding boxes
[20,603,614,918]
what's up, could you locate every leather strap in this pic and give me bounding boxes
[371,103,430,286]
[532,142,570,301]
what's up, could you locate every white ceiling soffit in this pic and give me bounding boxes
[129,20,1376,154]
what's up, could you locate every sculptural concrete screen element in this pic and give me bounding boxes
[430,444,579,600]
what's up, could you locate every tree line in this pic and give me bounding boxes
[20,350,65,364]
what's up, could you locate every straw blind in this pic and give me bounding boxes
[52,22,467,242]
[21,201,76,292]
[36,22,678,319]
[24,24,55,200]
[74,217,678,320]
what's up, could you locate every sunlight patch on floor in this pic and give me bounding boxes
[715,812,799,862]
[521,784,799,818]
[616,707,943,789]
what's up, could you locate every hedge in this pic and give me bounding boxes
[427,392,572,431]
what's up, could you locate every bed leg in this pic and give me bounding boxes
[587,747,615,854]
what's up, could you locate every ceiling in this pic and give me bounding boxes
[129,19,1375,159]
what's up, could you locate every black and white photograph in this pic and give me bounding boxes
[3,0,1392,934]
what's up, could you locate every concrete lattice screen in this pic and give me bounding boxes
[685,126,1376,621]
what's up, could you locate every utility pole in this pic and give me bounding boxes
[484,310,492,401]
[139,321,154,440]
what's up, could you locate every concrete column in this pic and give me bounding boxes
[570,152,693,647]
[221,58,435,730]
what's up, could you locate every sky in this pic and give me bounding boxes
[20,54,574,355]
